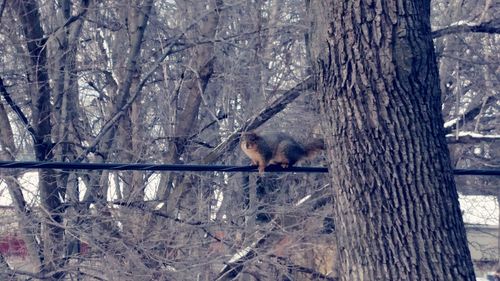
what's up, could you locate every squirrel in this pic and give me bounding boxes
[240,131,325,174]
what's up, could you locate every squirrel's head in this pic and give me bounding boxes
[240,132,260,149]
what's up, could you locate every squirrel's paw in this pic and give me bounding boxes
[258,165,266,174]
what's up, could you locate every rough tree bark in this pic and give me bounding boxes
[310,0,476,280]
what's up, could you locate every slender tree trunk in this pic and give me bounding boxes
[13,1,64,278]
[161,0,219,215]
[310,0,476,280]
[0,99,43,270]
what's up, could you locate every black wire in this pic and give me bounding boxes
[453,169,500,176]
[0,161,327,173]
[0,161,498,176]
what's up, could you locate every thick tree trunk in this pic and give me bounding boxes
[310,0,476,280]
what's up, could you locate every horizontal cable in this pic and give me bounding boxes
[0,161,327,173]
[453,169,500,176]
[0,161,498,176]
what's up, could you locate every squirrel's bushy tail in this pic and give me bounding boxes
[304,138,325,158]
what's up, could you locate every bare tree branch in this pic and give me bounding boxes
[214,235,266,281]
[444,94,497,134]
[0,254,16,280]
[0,76,37,143]
[447,132,500,143]
[0,0,5,24]
[274,255,337,281]
[432,18,500,38]
[202,76,315,164]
